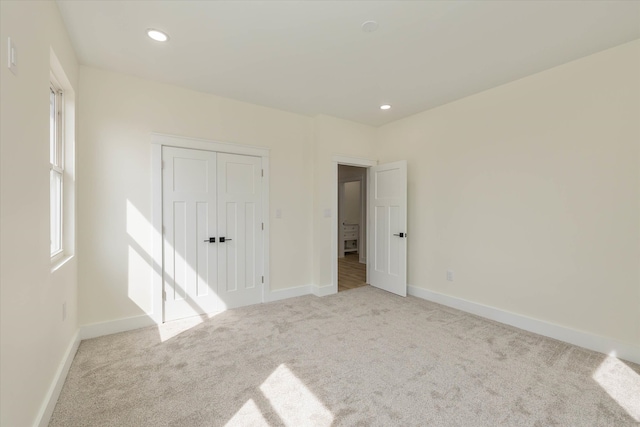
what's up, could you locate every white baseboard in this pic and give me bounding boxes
[408,285,640,365]
[36,331,80,427]
[311,284,336,297]
[80,314,158,340]
[81,287,315,340]
[267,285,311,302]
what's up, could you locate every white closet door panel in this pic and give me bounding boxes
[217,153,263,309]
[163,147,219,321]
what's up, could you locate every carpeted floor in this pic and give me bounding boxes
[50,286,640,426]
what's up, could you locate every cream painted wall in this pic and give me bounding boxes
[0,1,79,426]
[376,40,640,346]
[78,66,315,325]
[312,115,376,288]
[343,181,361,225]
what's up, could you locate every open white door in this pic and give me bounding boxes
[368,160,407,296]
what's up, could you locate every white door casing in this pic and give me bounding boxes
[162,146,263,321]
[368,160,407,296]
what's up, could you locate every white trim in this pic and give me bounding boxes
[311,284,336,297]
[331,155,377,296]
[151,133,270,323]
[332,155,377,168]
[151,143,163,324]
[408,285,640,365]
[35,331,80,427]
[80,315,157,340]
[151,133,269,157]
[262,157,271,304]
[267,285,311,302]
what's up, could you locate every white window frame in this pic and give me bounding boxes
[50,73,64,261]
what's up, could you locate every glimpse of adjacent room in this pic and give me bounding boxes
[337,165,367,292]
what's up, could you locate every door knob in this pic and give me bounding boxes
[203,237,216,243]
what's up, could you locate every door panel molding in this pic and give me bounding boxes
[368,160,407,296]
[152,134,270,323]
[162,147,219,321]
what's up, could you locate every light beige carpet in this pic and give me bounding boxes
[50,286,640,426]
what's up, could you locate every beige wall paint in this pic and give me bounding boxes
[376,40,640,346]
[343,181,361,225]
[78,66,316,325]
[0,1,79,426]
[312,115,376,288]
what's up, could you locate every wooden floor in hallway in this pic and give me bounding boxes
[338,252,367,292]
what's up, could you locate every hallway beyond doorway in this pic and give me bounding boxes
[338,253,367,292]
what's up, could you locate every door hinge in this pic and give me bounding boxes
[261,276,264,283]
[163,290,166,301]
[261,169,264,177]
[261,222,264,230]
[161,160,165,170]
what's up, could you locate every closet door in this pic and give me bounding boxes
[216,153,263,309]
[163,147,220,321]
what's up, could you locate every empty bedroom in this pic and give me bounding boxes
[1,1,639,426]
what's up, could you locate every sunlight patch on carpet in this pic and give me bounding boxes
[157,315,203,342]
[592,354,640,421]
[225,399,270,427]
[260,364,333,426]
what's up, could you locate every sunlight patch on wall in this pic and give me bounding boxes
[260,364,333,427]
[225,399,270,427]
[126,199,154,312]
[127,246,152,312]
[126,199,152,256]
[592,354,640,421]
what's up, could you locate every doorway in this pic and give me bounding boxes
[330,156,408,297]
[338,165,368,292]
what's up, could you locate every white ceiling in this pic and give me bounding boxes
[56,1,640,127]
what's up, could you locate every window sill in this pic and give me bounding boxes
[52,254,74,273]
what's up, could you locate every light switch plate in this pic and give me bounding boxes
[7,37,16,75]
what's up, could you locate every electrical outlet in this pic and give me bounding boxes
[446,270,454,282]
[62,302,67,321]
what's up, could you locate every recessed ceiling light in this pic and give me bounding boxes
[380,104,391,110]
[362,21,379,33]
[147,29,169,42]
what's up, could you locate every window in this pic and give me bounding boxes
[50,77,63,258]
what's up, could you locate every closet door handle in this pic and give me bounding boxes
[219,237,232,242]
[203,237,216,243]
[393,232,406,238]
